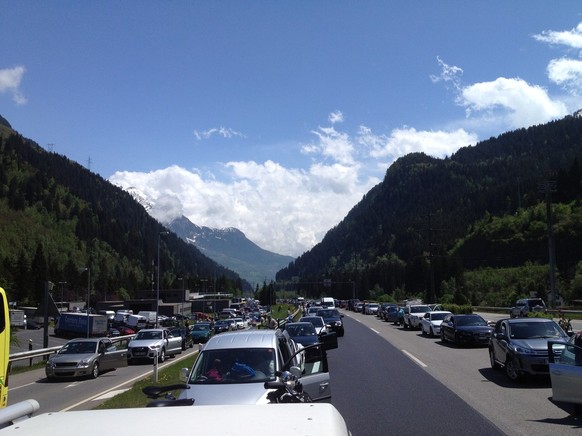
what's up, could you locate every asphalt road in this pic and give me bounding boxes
[337,311,581,436]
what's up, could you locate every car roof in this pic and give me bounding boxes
[202,330,279,350]
[66,338,103,343]
[504,317,555,324]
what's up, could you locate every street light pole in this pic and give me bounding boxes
[157,231,169,327]
[80,268,90,338]
[178,277,184,326]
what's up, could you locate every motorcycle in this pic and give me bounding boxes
[264,370,313,403]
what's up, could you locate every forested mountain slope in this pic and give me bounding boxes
[277,114,582,306]
[0,122,248,305]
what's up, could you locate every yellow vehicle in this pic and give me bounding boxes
[0,287,9,408]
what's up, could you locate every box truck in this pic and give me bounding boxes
[54,313,108,338]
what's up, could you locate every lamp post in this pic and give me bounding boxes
[157,231,169,327]
[80,268,90,338]
[58,281,67,313]
[178,277,184,326]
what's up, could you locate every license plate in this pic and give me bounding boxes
[135,351,146,356]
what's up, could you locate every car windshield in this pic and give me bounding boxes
[286,324,316,337]
[60,341,97,354]
[193,324,210,331]
[189,348,276,384]
[430,313,448,321]
[411,306,431,313]
[302,317,324,327]
[509,321,563,339]
[135,331,162,340]
[316,310,339,318]
[456,316,487,326]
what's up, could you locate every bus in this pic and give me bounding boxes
[0,288,10,408]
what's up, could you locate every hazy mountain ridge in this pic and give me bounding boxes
[167,215,294,287]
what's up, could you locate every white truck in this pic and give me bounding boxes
[9,310,26,329]
[137,311,158,327]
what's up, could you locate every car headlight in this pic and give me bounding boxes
[77,358,91,368]
[510,344,534,355]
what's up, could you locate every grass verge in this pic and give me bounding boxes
[95,353,198,409]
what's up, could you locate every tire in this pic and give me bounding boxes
[91,362,100,379]
[159,348,166,363]
[402,320,408,330]
[505,358,521,381]
[440,330,446,343]
[430,327,435,338]
[421,326,426,335]
[489,349,501,370]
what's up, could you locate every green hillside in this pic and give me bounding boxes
[277,114,582,307]
[0,123,248,306]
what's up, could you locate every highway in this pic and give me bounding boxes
[6,313,582,435]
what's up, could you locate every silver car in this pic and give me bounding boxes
[45,338,127,379]
[178,329,337,405]
[127,328,183,363]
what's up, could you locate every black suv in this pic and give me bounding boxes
[316,308,344,337]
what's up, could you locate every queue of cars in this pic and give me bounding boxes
[348,296,582,407]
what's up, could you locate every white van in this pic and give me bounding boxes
[321,297,335,308]
[126,314,147,330]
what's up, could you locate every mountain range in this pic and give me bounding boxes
[119,186,294,287]
[166,215,294,288]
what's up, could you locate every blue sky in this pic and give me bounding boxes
[2,2,582,257]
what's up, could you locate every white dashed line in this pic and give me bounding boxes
[401,349,427,368]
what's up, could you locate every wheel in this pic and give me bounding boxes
[489,349,501,370]
[91,362,100,379]
[505,358,521,381]
[440,330,446,343]
[421,326,426,335]
[429,327,435,338]
[159,348,166,363]
[402,320,408,330]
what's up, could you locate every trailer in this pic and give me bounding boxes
[54,313,108,338]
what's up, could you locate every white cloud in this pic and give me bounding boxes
[430,56,463,91]
[362,126,477,161]
[328,110,344,124]
[193,126,245,140]
[459,77,568,128]
[533,22,582,50]
[547,58,582,94]
[301,126,355,165]
[110,158,378,257]
[0,66,27,105]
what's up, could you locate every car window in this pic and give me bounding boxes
[189,348,276,384]
[410,306,431,313]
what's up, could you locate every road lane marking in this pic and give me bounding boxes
[371,328,380,334]
[401,349,427,368]
[92,389,131,400]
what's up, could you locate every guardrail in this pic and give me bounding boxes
[8,335,135,372]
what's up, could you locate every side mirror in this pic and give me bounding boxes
[179,367,190,383]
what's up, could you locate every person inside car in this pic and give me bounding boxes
[206,359,223,382]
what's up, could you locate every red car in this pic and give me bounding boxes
[118,326,136,336]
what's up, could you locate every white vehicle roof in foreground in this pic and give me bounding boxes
[203,330,279,350]
[0,404,350,436]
